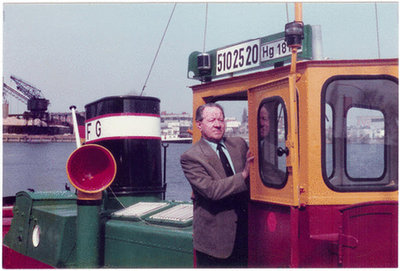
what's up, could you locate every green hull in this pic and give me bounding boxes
[4,191,193,268]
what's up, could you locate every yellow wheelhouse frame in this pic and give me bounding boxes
[190,58,398,207]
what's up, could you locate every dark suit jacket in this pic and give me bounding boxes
[180,137,249,258]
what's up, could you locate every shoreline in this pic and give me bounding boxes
[3,133,75,143]
[3,133,193,144]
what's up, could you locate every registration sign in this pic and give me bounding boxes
[216,38,304,76]
[260,38,302,62]
[216,39,260,76]
[187,25,312,80]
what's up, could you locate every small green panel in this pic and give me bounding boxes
[3,192,33,254]
[105,219,193,268]
[4,191,78,268]
[27,204,77,267]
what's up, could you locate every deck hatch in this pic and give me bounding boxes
[112,202,168,218]
[147,204,193,226]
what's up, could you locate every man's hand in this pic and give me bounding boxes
[241,150,255,179]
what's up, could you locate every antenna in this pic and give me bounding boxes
[203,3,208,53]
[285,3,289,23]
[140,3,177,96]
[196,3,212,82]
[374,3,381,59]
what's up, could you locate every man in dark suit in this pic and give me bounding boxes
[180,103,253,267]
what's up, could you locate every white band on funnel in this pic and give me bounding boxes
[85,113,161,143]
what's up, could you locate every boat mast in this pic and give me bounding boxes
[284,2,304,210]
[289,2,303,74]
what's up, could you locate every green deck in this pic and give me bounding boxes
[4,191,193,268]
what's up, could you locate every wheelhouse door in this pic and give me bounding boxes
[248,77,300,206]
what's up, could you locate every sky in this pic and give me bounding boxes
[2,2,398,120]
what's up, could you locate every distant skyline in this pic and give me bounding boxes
[3,2,398,120]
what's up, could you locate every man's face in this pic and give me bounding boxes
[197,106,225,143]
[259,106,270,138]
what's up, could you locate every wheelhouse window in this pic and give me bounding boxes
[346,107,385,179]
[258,98,288,188]
[322,76,398,192]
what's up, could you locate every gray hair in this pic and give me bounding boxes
[195,103,225,122]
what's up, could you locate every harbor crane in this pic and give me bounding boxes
[3,75,50,122]
[3,76,76,136]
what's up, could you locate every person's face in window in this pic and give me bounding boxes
[197,106,226,143]
[259,106,270,138]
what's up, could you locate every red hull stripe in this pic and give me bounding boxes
[87,136,161,143]
[86,112,160,123]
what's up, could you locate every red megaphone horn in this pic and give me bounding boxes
[66,106,117,199]
[66,144,117,195]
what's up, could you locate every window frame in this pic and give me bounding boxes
[321,75,398,192]
[257,96,289,189]
[325,103,335,179]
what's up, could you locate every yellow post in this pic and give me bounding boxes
[287,2,303,206]
[295,3,302,22]
[290,2,302,74]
